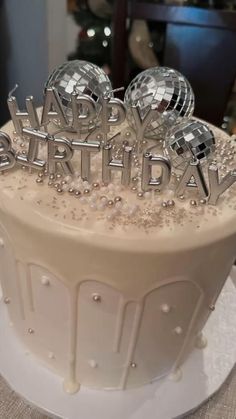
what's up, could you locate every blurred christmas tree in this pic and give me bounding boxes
[68,0,113,73]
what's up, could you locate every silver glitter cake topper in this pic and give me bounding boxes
[1,60,236,206]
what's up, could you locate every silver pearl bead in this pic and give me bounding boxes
[61,180,66,186]
[49,174,55,180]
[199,198,207,205]
[125,131,131,138]
[44,169,48,176]
[108,200,114,207]
[68,188,74,194]
[4,297,10,304]
[57,188,63,194]
[130,362,137,368]
[92,294,101,303]
[178,195,185,200]
[162,201,167,208]
[84,189,90,195]
[74,190,81,197]
[54,183,60,189]
[36,178,43,184]
[167,199,175,207]
[132,176,138,184]
[137,192,144,199]
[28,328,34,334]
[21,166,26,170]
[190,200,197,207]
[131,186,137,192]
[56,173,62,179]
[38,172,44,178]
[92,182,100,190]
[48,181,54,187]
[114,196,122,203]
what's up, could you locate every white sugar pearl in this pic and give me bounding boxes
[80,197,87,204]
[101,186,109,194]
[89,360,97,368]
[62,184,69,192]
[122,204,129,213]
[144,192,151,199]
[174,326,183,335]
[65,175,72,183]
[161,304,170,314]
[115,201,123,210]
[166,189,174,197]
[48,352,55,359]
[108,183,114,191]
[90,193,98,202]
[97,203,106,211]
[130,205,138,215]
[41,276,50,286]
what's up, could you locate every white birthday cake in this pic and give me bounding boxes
[0,61,236,394]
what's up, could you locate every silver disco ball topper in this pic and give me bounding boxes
[45,60,113,131]
[124,67,194,140]
[165,119,215,172]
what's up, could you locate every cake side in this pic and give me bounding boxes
[0,115,236,391]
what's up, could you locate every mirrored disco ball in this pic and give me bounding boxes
[45,60,113,131]
[124,67,194,140]
[165,119,215,172]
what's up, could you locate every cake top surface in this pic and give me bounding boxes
[1,63,236,252]
[0,117,236,253]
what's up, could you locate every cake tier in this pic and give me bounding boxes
[0,119,236,392]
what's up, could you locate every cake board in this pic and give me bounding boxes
[0,270,236,419]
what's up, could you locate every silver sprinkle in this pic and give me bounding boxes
[108,200,114,207]
[167,199,175,207]
[36,178,43,184]
[92,182,100,190]
[84,189,90,195]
